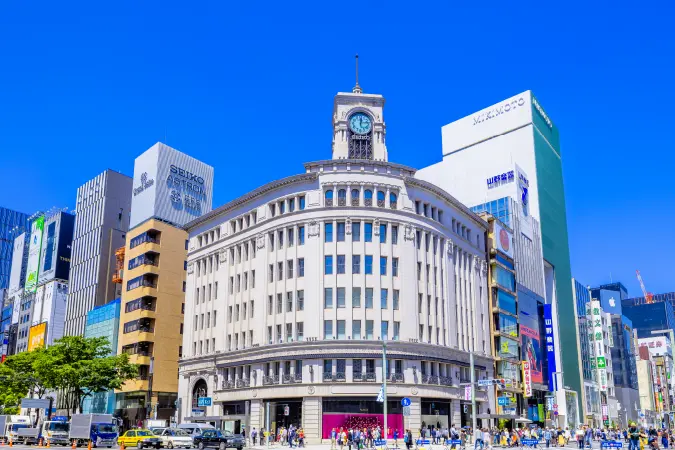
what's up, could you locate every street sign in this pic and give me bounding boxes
[522,439,539,446]
[478,380,491,387]
[553,404,558,411]
[498,397,510,406]
[401,397,412,407]
[284,406,290,416]
[21,398,51,409]
[197,397,212,407]
[416,440,430,446]
[374,440,386,447]
[403,406,411,416]
[463,405,468,413]
[601,442,623,448]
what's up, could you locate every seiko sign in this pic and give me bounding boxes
[168,164,205,195]
[472,97,526,126]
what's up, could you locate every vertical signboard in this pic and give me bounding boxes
[589,300,608,392]
[523,361,533,397]
[25,216,45,293]
[544,304,558,392]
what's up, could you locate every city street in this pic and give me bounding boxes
[0,444,621,450]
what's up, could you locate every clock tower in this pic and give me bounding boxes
[332,55,388,161]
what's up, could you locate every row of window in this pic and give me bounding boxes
[230,209,258,235]
[265,322,304,344]
[268,259,305,282]
[196,282,218,303]
[269,195,306,217]
[322,319,401,340]
[128,253,158,270]
[267,291,304,314]
[324,188,397,209]
[229,329,258,349]
[130,230,160,249]
[230,270,256,293]
[193,338,216,356]
[228,239,258,265]
[322,287,400,309]
[414,200,444,223]
[126,275,156,291]
[324,255,398,276]
[324,222,398,244]
[195,255,219,277]
[197,227,221,248]
[194,310,218,330]
[269,226,306,250]
[229,299,257,321]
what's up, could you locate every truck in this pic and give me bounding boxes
[69,414,118,448]
[41,416,71,446]
[1,415,34,443]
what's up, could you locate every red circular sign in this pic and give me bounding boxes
[499,228,510,252]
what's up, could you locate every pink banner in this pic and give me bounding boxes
[321,414,404,439]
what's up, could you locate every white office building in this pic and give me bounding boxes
[64,169,132,336]
[178,83,494,441]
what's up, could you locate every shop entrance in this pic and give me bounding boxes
[266,399,303,434]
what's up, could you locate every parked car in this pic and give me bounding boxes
[176,424,216,439]
[193,430,244,450]
[158,428,194,449]
[118,429,163,448]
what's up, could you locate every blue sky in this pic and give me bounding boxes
[1,1,673,296]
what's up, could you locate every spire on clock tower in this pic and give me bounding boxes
[331,55,388,161]
[352,54,362,94]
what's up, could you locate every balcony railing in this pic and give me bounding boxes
[325,199,333,207]
[236,378,250,388]
[137,374,149,381]
[377,199,385,207]
[323,372,333,382]
[388,373,404,383]
[439,376,453,386]
[390,202,397,209]
[338,198,346,206]
[353,372,376,382]
[129,257,159,270]
[422,375,440,384]
[351,198,360,207]
[282,373,302,384]
[364,198,372,207]
[221,380,235,389]
[263,375,279,386]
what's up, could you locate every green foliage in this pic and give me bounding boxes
[0,335,138,416]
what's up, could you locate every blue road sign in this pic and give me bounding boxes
[522,439,539,446]
[497,397,510,406]
[401,397,412,407]
[374,440,387,446]
[197,397,212,407]
[601,442,624,448]
[447,440,463,445]
[416,440,430,445]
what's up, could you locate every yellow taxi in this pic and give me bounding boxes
[118,429,163,448]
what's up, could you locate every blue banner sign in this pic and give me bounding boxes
[416,440,430,445]
[522,439,539,446]
[446,440,463,445]
[544,304,558,392]
[601,442,624,448]
[197,397,212,407]
[374,440,387,446]
[498,397,510,406]
[401,397,412,407]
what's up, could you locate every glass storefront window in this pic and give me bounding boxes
[497,336,519,359]
[498,314,518,338]
[496,290,517,315]
[493,266,516,291]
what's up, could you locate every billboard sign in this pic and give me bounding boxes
[493,220,514,259]
[25,216,45,293]
[28,322,47,351]
[129,143,214,229]
[522,361,532,397]
[8,233,27,294]
[588,300,608,392]
[639,337,672,357]
[543,304,558,392]
[521,325,543,384]
[39,212,74,284]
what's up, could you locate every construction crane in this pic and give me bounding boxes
[636,270,654,304]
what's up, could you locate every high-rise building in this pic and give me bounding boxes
[82,298,121,414]
[116,143,213,427]
[0,206,31,290]
[624,292,675,309]
[64,170,132,336]
[177,84,494,440]
[416,91,578,426]
[622,302,675,339]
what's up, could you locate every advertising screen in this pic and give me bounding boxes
[493,220,513,259]
[521,325,543,384]
[28,322,47,351]
[25,216,45,293]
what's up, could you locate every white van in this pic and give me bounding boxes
[177,423,217,438]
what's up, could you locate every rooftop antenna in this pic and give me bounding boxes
[352,54,362,94]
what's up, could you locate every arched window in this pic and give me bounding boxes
[351,189,360,206]
[192,379,208,408]
[390,193,398,209]
[338,189,347,206]
[364,189,373,206]
[377,191,386,207]
[325,189,333,206]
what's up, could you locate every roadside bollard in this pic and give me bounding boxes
[8,438,12,448]
[39,438,44,448]
[87,440,92,450]
[120,441,125,450]
[47,440,51,448]
[72,439,77,449]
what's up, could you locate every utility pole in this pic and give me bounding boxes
[470,351,477,439]
[383,341,388,442]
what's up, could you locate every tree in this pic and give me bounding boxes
[0,363,26,414]
[40,336,138,415]
[1,347,54,422]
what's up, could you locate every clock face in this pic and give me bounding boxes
[349,113,372,135]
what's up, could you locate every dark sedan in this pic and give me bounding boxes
[193,429,244,450]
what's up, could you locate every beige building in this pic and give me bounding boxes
[116,218,188,425]
[636,346,657,426]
